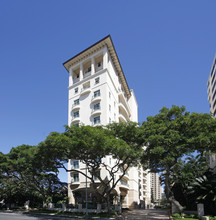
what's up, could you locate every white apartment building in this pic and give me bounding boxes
[150,173,162,202]
[63,35,151,209]
[207,55,216,170]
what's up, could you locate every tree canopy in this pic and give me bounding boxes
[38,122,143,212]
[0,145,66,208]
[141,105,216,213]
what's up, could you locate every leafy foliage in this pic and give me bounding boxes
[141,105,216,213]
[38,122,143,212]
[0,145,67,208]
[188,170,216,215]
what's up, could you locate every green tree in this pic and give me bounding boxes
[171,155,209,210]
[188,169,216,215]
[0,145,65,207]
[38,122,143,212]
[141,105,216,214]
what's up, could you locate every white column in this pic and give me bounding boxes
[91,57,95,74]
[80,63,83,81]
[103,49,108,69]
[69,68,73,87]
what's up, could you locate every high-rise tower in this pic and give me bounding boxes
[207,55,216,170]
[63,35,150,208]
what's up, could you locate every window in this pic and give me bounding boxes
[114,102,116,108]
[73,173,79,182]
[114,113,116,120]
[94,116,100,125]
[77,74,79,78]
[93,170,100,181]
[211,63,216,76]
[109,105,111,111]
[212,73,215,85]
[73,111,79,118]
[95,77,100,84]
[212,90,216,101]
[109,92,111,98]
[97,62,101,67]
[75,88,78,94]
[95,60,103,72]
[94,90,100,97]
[74,99,79,106]
[109,158,111,165]
[73,160,79,169]
[109,118,111,123]
[84,66,91,74]
[94,103,100,110]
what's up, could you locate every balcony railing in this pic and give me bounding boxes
[91,93,101,103]
[120,180,129,187]
[72,102,80,110]
[80,85,91,95]
[93,120,101,126]
[73,78,80,84]
[83,71,91,79]
[72,115,80,123]
[91,107,101,117]
[95,65,103,73]
[119,168,129,176]
[119,112,127,123]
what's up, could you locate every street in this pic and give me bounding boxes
[0,212,75,220]
[0,209,169,220]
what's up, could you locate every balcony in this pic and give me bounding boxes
[119,102,130,119]
[91,107,101,117]
[119,112,127,123]
[143,181,147,186]
[73,77,80,84]
[120,180,129,190]
[91,93,101,103]
[93,120,101,126]
[71,116,80,123]
[72,103,80,111]
[83,66,91,79]
[118,90,131,114]
[119,168,129,179]
[95,64,103,73]
[80,86,91,96]
[143,188,147,193]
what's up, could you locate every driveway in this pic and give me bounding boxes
[123,209,170,220]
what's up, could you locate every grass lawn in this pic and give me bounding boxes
[173,218,198,220]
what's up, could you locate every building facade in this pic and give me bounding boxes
[150,173,162,203]
[207,55,216,170]
[63,35,151,208]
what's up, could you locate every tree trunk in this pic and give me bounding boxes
[106,194,111,214]
[164,167,184,214]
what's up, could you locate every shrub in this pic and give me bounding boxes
[172,213,181,218]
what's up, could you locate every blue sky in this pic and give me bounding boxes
[0,1,216,181]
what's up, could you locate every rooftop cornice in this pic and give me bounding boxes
[63,35,131,99]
